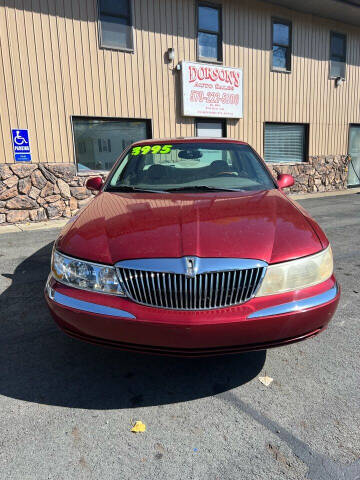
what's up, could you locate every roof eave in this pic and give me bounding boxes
[261,0,360,27]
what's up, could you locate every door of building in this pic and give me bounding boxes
[348,125,360,187]
[196,119,226,138]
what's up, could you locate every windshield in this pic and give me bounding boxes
[106,142,276,192]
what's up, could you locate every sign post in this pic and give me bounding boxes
[12,129,32,162]
[181,61,243,119]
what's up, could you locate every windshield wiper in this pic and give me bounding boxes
[107,185,244,193]
[165,185,244,192]
[107,185,167,193]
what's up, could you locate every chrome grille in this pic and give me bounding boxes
[117,267,265,310]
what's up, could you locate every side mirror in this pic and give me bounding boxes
[86,176,103,192]
[277,173,294,189]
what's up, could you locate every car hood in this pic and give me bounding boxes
[57,190,324,265]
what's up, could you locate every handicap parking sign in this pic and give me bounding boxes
[12,129,32,162]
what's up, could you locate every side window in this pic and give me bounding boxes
[99,0,133,50]
[330,32,346,79]
[272,19,292,72]
[197,3,222,62]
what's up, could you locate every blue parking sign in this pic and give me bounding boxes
[12,129,32,162]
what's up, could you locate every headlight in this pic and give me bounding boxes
[256,246,333,297]
[51,250,125,296]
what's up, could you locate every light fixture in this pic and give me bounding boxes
[335,76,343,87]
[167,47,175,62]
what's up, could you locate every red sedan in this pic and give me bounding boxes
[45,139,340,356]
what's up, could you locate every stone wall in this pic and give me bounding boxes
[0,164,106,224]
[267,155,350,194]
[0,155,351,224]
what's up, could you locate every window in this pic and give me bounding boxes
[196,119,226,138]
[99,0,133,50]
[198,2,222,61]
[72,117,151,171]
[78,141,86,155]
[330,32,346,79]
[272,19,291,71]
[264,123,308,163]
[98,138,112,153]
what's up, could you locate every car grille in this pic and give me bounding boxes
[117,267,265,310]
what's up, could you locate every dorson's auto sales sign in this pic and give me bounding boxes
[181,61,243,119]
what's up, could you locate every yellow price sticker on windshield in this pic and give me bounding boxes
[131,145,173,156]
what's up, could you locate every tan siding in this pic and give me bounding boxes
[0,5,15,162]
[47,0,71,163]
[0,0,359,166]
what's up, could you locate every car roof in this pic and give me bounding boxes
[132,137,249,146]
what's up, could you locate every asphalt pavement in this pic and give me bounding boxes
[0,193,359,480]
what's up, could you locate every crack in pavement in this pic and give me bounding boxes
[220,391,360,480]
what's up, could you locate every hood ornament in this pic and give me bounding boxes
[185,257,197,277]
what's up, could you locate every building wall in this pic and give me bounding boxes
[0,0,360,166]
[0,0,359,223]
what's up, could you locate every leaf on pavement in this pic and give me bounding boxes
[131,421,146,433]
[259,375,273,386]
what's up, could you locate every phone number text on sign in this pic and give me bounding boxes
[190,90,240,105]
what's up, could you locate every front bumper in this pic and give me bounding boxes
[45,275,340,357]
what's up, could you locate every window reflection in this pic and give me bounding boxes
[73,118,149,172]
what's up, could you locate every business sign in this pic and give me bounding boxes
[12,129,32,162]
[181,61,243,119]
